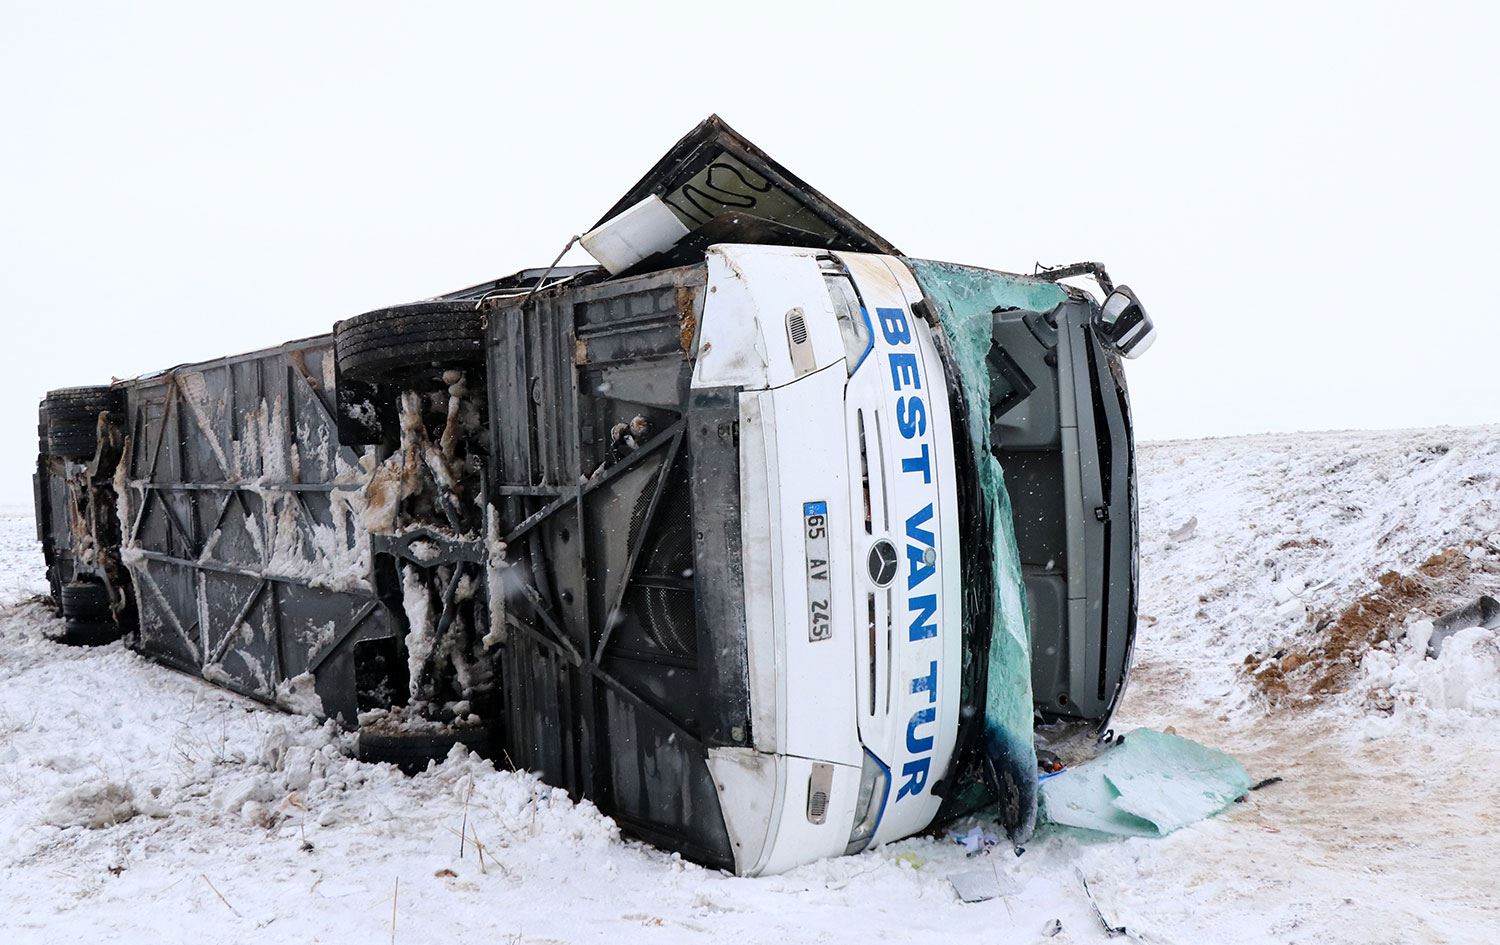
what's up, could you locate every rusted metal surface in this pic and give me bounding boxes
[676,284,697,352]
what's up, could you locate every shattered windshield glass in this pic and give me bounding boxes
[907,259,1068,843]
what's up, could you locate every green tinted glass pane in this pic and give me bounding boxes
[907,259,1068,843]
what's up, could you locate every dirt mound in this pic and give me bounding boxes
[1246,548,1485,703]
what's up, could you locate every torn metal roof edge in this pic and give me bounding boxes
[437,115,904,299]
[593,114,901,258]
[436,265,602,303]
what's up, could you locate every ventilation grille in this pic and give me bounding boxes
[786,307,816,376]
[787,310,809,345]
[808,790,829,823]
[625,470,698,658]
[806,763,834,824]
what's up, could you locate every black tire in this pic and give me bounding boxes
[356,721,493,774]
[60,580,111,617]
[43,386,123,460]
[335,301,484,385]
[54,581,121,646]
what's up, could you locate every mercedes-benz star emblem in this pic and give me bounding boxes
[868,539,898,587]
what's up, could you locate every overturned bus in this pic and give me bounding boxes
[33,116,1153,875]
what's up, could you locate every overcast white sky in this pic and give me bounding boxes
[2,2,1496,505]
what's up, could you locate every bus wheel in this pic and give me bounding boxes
[334,301,484,386]
[43,386,124,461]
[54,581,122,646]
[355,720,493,775]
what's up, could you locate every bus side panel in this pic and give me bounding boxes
[119,337,399,723]
[484,266,737,869]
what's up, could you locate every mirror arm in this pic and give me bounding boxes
[1033,260,1115,297]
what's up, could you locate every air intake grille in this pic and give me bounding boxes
[806,763,834,824]
[808,791,829,822]
[625,470,698,658]
[787,310,809,345]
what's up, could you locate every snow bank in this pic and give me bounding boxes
[5,425,1500,943]
[1128,425,1500,725]
[1363,619,1500,720]
[45,782,162,829]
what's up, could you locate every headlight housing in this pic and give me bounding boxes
[844,749,891,855]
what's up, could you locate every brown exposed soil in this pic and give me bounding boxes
[1246,548,1475,703]
[1276,536,1330,551]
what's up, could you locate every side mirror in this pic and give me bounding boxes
[1096,286,1155,359]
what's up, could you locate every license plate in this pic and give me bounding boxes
[803,501,832,641]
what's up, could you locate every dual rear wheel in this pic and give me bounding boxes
[42,386,124,461]
[55,580,122,646]
[334,301,485,385]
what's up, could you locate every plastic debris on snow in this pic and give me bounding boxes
[1039,728,1252,838]
[951,823,1002,855]
[1426,594,1500,658]
[1167,515,1198,542]
[947,864,1019,903]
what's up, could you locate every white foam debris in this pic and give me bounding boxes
[409,539,440,562]
[298,618,338,657]
[274,671,327,718]
[483,502,509,648]
[356,706,452,735]
[423,443,458,493]
[198,527,222,562]
[344,398,379,434]
[1166,515,1197,542]
[112,444,134,545]
[361,392,427,536]
[401,564,436,703]
[440,607,487,701]
[252,451,374,593]
[295,418,333,483]
[233,396,291,482]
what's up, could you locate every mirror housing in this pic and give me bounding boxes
[1097,285,1155,359]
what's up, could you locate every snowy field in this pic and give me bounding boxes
[2,426,1498,944]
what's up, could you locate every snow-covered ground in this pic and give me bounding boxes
[2,426,1497,944]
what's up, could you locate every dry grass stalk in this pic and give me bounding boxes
[200,874,241,918]
[390,876,399,945]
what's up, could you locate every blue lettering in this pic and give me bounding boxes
[896,395,926,438]
[907,594,938,641]
[901,443,932,483]
[905,503,934,547]
[897,758,930,800]
[906,504,936,591]
[906,707,935,754]
[911,660,938,702]
[907,546,934,591]
[876,306,910,345]
[888,352,921,391]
